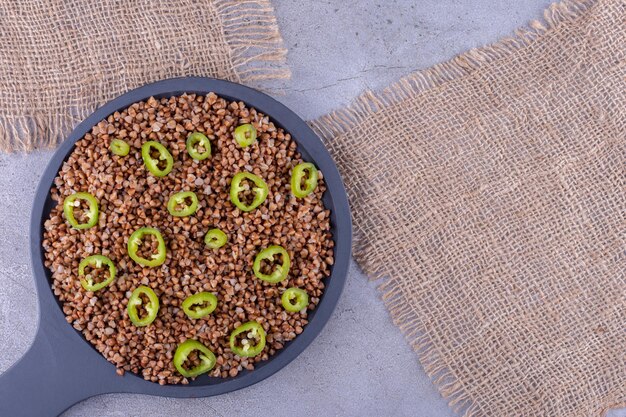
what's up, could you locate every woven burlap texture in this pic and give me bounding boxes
[313,0,625,416]
[0,0,289,152]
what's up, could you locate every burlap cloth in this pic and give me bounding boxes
[0,0,289,151]
[2,0,624,416]
[312,0,625,415]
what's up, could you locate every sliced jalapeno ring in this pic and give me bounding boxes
[110,139,130,156]
[186,132,212,160]
[230,321,266,358]
[79,254,116,292]
[204,228,227,249]
[233,124,257,148]
[63,192,99,229]
[127,227,167,267]
[229,172,269,212]
[167,191,199,217]
[141,141,173,177]
[253,245,290,284]
[281,288,309,312]
[291,162,319,198]
[173,339,216,378]
[182,292,218,319]
[127,285,159,327]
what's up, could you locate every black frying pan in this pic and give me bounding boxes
[0,77,352,417]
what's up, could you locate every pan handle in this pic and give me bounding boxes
[0,314,119,417]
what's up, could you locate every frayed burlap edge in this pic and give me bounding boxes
[0,0,290,153]
[214,0,290,84]
[311,0,624,416]
[312,0,595,143]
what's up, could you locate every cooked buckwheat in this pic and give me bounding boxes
[42,93,334,384]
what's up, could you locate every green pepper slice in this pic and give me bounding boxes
[229,321,266,357]
[79,255,116,292]
[253,245,290,283]
[233,124,257,148]
[291,162,319,198]
[204,228,227,249]
[110,139,130,156]
[167,191,199,217]
[281,288,309,312]
[141,141,173,177]
[186,132,212,160]
[182,292,218,319]
[127,227,167,267]
[127,285,159,327]
[63,192,99,230]
[173,339,216,378]
[229,172,269,212]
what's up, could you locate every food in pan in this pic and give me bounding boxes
[43,93,334,384]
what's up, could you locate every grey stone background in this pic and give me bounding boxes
[0,0,623,416]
